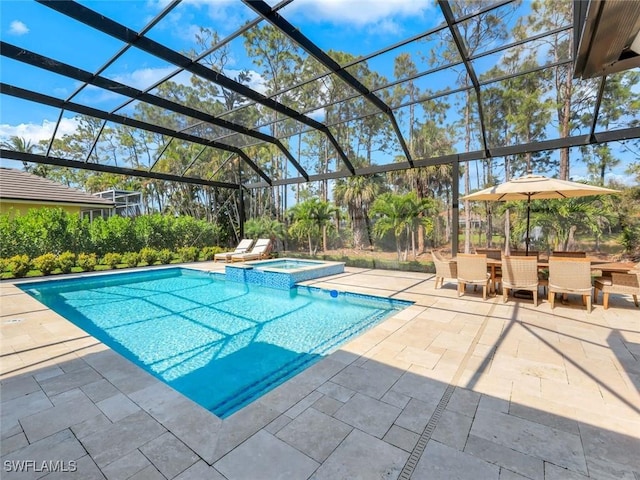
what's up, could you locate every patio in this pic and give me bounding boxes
[1,263,638,479]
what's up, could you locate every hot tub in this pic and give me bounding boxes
[225,258,345,289]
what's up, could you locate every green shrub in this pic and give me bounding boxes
[76,253,97,272]
[57,251,76,273]
[9,255,31,278]
[33,253,58,275]
[102,252,122,269]
[122,252,140,268]
[177,246,199,263]
[199,246,223,261]
[139,247,158,265]
[0,210,226,258]
[0,258,8,272]
[157,248,173,264]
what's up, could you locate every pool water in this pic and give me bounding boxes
[255,259,321,270]
[21,268,410,418]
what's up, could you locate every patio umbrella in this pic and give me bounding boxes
[461,174,619,254]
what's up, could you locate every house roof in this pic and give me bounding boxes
[0,168,114,208]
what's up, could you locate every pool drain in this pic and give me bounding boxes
[398,298,498,479]
[397,384,455,480]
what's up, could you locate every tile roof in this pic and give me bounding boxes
[0,168,114,208]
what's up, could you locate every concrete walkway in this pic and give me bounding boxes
[1,262,639,479]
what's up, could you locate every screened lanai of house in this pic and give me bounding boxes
[1,0,639,250]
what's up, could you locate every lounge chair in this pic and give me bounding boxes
[230,238,272,262]
[214,239,254,262]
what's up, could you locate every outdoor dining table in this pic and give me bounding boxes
[453,257,637,295]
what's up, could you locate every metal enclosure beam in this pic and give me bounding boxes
[1,82,272,185]
[38,0,356,175]
[438,0,491,157]
[0,150,239,189]
[590,76,607,141]
[244,0,414,168]
[1,41,308,181]
[243,126,640,188]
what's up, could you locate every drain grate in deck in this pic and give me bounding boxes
[398,384,455,480]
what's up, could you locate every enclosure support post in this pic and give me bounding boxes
[238,161,245,240]
[452,158,460,257]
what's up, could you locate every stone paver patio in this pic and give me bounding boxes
[1,262,639,479]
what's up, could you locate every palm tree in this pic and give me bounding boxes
[288,198,338,255]
[334,174,383,250]
[0,136,39,173]
[371,192,435,261]
[245,217,286,252]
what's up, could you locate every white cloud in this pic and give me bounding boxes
[225,69,267,94]
[9,20,29,36]
[605,173,636,186]
[109,66,189,90]
[284,0,431,27]
[0,118,80,144]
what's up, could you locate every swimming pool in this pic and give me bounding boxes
[20,268,411,418]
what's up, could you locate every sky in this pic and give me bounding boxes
[0,0,638,186]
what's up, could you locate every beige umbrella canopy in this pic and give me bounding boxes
[461,174,619,254]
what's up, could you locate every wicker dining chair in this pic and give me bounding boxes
[593,264,640,309]
[501,256,540,306]
[431,250,457,289]
[457,254,491,300]
[476,248,502,260]
[510,249,539,260]
[548,257,593,313]
[551,251,587,258]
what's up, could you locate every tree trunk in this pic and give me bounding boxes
[416,221,424,253]
[322,225,328,252]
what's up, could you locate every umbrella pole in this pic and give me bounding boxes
[525,197,531,256]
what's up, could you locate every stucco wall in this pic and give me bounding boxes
[0,202,83,216]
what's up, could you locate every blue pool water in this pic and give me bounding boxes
[255,259,321,270]
[21,268,411,418]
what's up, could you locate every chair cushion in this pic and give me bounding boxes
[594,276,612,286]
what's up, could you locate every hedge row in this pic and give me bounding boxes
[0,209,226,258]
[0,246,226,279]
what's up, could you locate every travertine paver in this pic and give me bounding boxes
[333,392,401,438]
[383,424,420,452]
[20,391,101,442]
[331,362,401,398]
[81,410,167,467]
[100,449,152,480]
[276,407,353,462]
[413,440,499,480]
[1,262,639,479]
[431,408,473,450]
[173,460,227,480]
[215,430,319,480]
[471,404,588,475]
[310,428,408,480]
[2,429,87,480]
[139,432,199,479]
[463,434,544,480]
